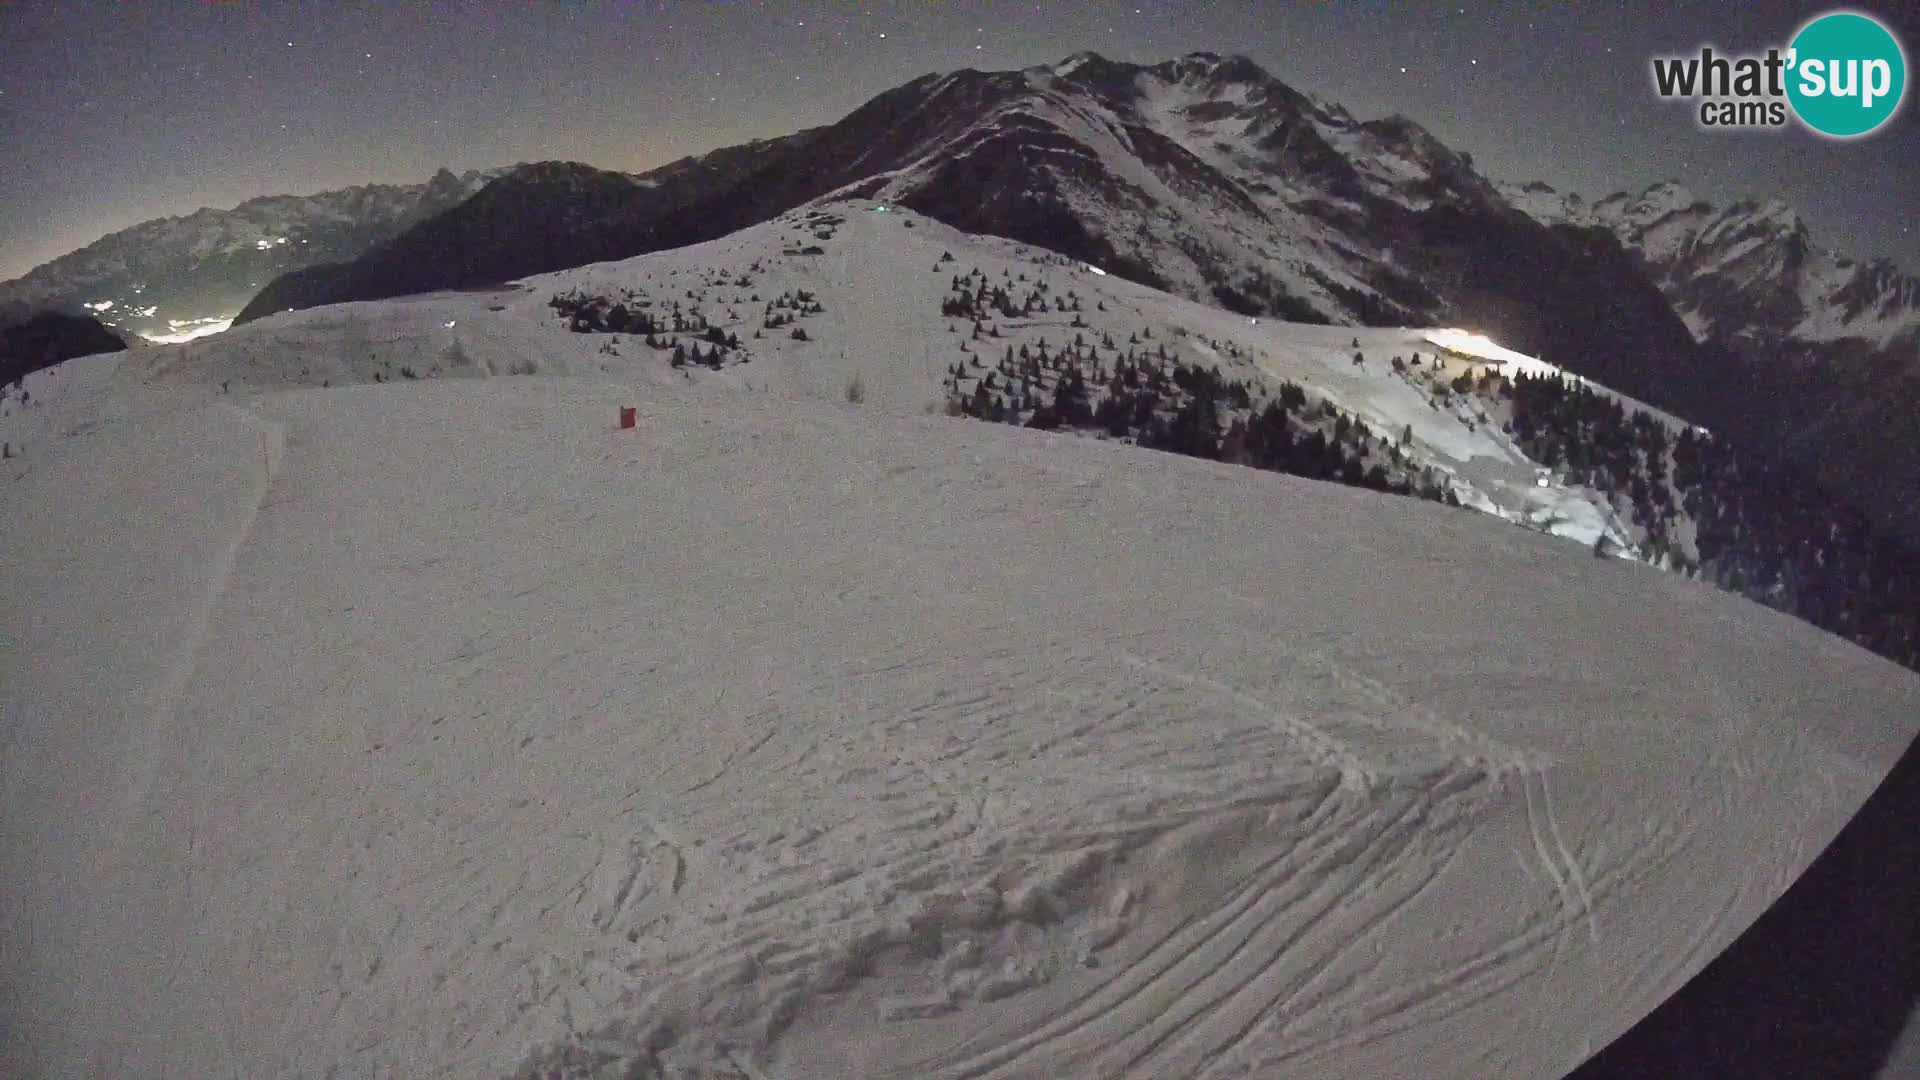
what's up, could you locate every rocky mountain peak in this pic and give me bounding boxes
[0,166,503,340]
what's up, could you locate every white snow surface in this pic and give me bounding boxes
[1423,328,1555,373]
[1886,1011,1920,1079]
[1243,322,1651,550]
[4,202,1918,1080]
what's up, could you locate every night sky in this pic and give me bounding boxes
[1,0,1915,282]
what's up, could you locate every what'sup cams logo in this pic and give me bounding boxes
[1652,9,1907,137]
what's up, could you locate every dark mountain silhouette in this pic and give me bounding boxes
[2,311,128,386]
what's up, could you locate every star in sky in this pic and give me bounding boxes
[0,0,1915,279]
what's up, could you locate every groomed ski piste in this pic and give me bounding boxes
[4,202,1917,1079]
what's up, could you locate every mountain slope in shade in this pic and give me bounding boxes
[1,311,128,387]
[862,51,1481,321]
[1504,179,1920,538]
[0,168,499,340]
[234,138,819,323]
[1502,179,1920,352]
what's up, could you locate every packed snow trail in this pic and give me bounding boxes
[4,377,1914,1080]
[1,402,284,1076]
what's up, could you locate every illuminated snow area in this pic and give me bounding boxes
[1423,328,1576,382]
[141,316,235,344]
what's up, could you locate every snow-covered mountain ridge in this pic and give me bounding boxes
[849,50,1510,323]
[16,55,1910,543]
[35,204,1660,557]
[1502,178,1920,352]
[0,204,1840,583]
[19,198,1909,662]
[239,52,1695,399]
[0,167,500,341]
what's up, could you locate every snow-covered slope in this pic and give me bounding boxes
[0,167,500,341]
[6,201,1916,1079]
[1887,1015,1920,1080]
[6,363,1916,1080]
[1248,322,1675,551]
[229,56,1705,490]
[44,204,1669,558]
[1502,178,1920,541]
[8,203,1699,563]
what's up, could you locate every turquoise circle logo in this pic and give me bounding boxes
[1786,11,1907,137]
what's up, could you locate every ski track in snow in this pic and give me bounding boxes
[118,403,285,844]
[2,204,1916,1080]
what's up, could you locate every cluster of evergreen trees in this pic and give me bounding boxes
[1207,266,1328,324]
[1502,372,1920,670]
[938,266,1092,323]
[940,290,1459,505]
[669,339,734,370]
[782,210,842,256]
[763,289,824,330]
[549,288,765,372]
[550,290,675,337]
[1503,373,1684,565]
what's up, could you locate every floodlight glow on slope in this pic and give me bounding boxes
[1423,328,1578,382]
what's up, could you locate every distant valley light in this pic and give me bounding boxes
[142,316,234,344]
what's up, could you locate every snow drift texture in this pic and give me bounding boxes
[5,381,1914,1079]
[4,207,1918,1080]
